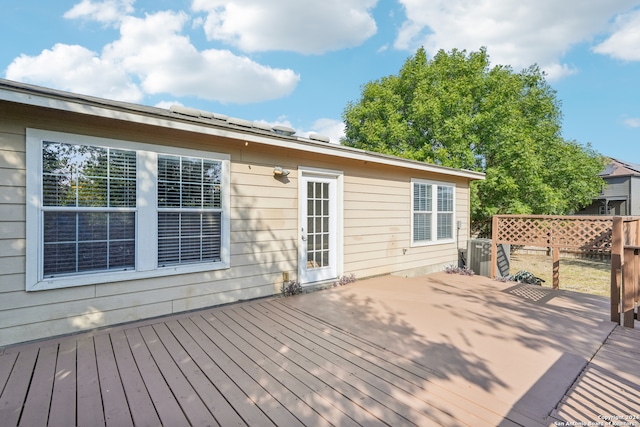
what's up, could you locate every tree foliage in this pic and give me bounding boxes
[342,47,605,234]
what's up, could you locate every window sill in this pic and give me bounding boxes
[27,261,230,292]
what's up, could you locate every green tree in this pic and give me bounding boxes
[342,47,605,235]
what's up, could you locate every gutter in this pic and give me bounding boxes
[0,78,485,181]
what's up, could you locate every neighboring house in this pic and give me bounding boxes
[579,158,640,216]
[0,79,484,347]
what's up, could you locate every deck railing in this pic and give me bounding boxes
[611,217,640,327]
[491,215,614,290]
[491,215,640,328]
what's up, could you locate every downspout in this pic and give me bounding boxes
[629,178,633,215]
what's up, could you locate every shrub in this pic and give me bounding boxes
[281,280,302,296]
[333,273,356,287]
[444,265,475,276]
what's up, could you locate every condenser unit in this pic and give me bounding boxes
[467,238,510,278]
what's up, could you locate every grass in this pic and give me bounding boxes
[508,252,611,296]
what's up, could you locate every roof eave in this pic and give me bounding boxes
[0,79,485,181]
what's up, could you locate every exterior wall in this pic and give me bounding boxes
[603,176,630,199]
[0,101,472,347]
[342,165,469,279]
[630,176,640,215]
[579,176,635,216]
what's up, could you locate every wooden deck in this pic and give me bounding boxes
[1,272,638,426]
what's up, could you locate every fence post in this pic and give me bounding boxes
[622,247,637,328]
[637,220,640,313]
[611,217,623,323]
[552,247,560,290]
[491,216,498,278]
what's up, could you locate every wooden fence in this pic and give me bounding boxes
[611,217,640,327]
[491,215,640,327]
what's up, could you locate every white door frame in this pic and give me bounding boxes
[298,167,343,285]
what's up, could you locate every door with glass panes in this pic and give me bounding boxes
[299,173,337,284]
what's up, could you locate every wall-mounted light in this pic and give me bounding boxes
[273,166,290,177]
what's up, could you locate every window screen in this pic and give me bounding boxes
[412,181,454,244]
[157,155,223,266]
[41,142,136,277]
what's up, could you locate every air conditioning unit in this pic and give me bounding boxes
[467,238,510,278]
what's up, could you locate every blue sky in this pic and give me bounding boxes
[2,0,640,162]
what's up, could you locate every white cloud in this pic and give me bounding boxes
[103,10,300,103]
[541,63,578,82]
[310,118,345,144]
[6,8,300,104]
[155,100,182,109]
[191,0,378,54]
[5,43,143,102]
[254,117,345,143]
[593,9,640,61]
[64,0,135,25]
[394,0,639,80]
[623,117,640,128]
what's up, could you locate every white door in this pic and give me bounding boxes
[299,172,339,285]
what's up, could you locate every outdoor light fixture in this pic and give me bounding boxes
[273,166,290,177]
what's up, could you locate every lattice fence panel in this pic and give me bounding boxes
[495,216,613,252]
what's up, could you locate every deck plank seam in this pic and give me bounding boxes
[244,303,473,427]
[264,301,507,425]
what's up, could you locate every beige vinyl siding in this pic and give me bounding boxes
[0,99,477,347]
[0,127,26,299]
[0,107,297,346]
[343,169,470,278]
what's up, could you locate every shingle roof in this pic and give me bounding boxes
[602,158,640,177]
[0,78,485,181]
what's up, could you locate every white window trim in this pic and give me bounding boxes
[26,128,230,291]
[410,178,456,247]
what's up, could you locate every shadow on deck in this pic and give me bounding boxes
[0,272,638,426]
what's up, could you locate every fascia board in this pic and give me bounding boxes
[0,84,485,181]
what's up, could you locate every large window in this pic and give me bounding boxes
[26,129,230,291]
[157,155,222,266]
[412,179,455,245]
[42,143,136,277]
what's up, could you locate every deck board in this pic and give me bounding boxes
[20,344,58,426]
[0,352,17,400]
[190,314,305,427]
[48,339,77,427]
[77,336,106,427]
[139,324,219,427]
[549,323,640,425]
[1,272,639,426]
[94,333,134,427]
[125,327,191,427]
[201,310,334,427]
[174,317,277,426]
[271,300,507,427]
[239,304,396,425]
[0,347,38,426]
[109,329,161,427]
[219,307,373,427]
[152,322,245,427]
[244,302,449,426]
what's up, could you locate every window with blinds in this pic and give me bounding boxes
[41,142,136,277]
[412,180,455,245]
[157,155,223,266]
[437,185,454,240]
[28,129,230,291]
[413,182,432,242]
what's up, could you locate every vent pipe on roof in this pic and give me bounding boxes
[272,125,296,136]
[227,117,253,128]
[309,133,331,143]
[252,121,274,132]
[170,105,201,118]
